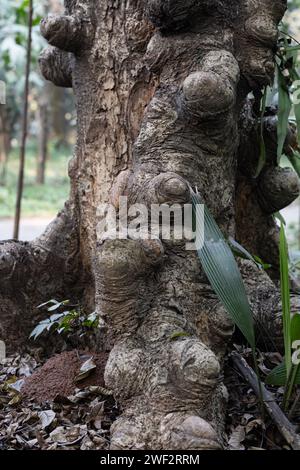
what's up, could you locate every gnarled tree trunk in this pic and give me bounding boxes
[1,0,300,449]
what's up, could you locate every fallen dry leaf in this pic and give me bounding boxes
[228,425,246,450]
[38,410,56,429]
[74,357,97,383]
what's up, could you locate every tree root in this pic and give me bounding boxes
[0,203,83,354]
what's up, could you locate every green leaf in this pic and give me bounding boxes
[266,362,300,386]
[294,102,300,148]
[274,212,286,226]
[20,0,30,10]
[255,86,268,177]
[228,237,270,270]
[46,299,70,312]
[37,299,59,309]
[83,312,99,328]
[277,67,292,163]
[29,321,50,340]
[253,255,271,271]
[191,192,255,347]
[280,223,292,379]
[49,313,65,323]
[228,237,257,263]
[288,150,300,178]
[170,331,190,341]
[285,45,300,52]
[47,303,63,312]
[291,313,300,344]
[288,63,300,146]
[32,15,42,27]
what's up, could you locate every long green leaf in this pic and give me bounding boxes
[255,86,268,177]
[294,103,300,148]
[284,313,300,408]
[284,364,300,410]
[285,45,300,52]
[191,192,255,347]
[288,150,300,178]
[288,56,300,145]
[277,67,292,162]
[291,313,300,344]
[280,223,292,379]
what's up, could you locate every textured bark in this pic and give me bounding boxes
[1,0,299,450]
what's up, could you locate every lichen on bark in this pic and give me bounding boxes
[1,0,300,450]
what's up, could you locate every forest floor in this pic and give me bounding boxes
[0,350,118,450]
[0,345,299,450]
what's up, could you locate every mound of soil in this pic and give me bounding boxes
[21,350,109,403]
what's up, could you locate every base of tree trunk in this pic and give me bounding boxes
[2,0,298,450]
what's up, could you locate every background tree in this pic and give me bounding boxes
[0,0,73,186]
[1,0,300,450]
[13,0,33,240]
[0,0,45,183]
[36,83,49,185]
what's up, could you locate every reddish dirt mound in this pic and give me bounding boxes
[21,350,109,403]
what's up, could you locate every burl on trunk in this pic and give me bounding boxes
[1,0,300,449]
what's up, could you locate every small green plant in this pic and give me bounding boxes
[253,26,300,413]
[30,299,100,340]
[256,33,300,178]
[266,224,300,411]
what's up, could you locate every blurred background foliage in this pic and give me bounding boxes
[0,0,74,218]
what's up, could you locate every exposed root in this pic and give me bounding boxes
[0,203,83,353]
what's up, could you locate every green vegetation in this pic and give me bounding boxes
[266,224,300,411]
[0,1,74,221]
[0,140,70,218]
[30,299,100,341]
[192,191,264,409]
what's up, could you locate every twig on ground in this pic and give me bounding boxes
[231,351,300,450]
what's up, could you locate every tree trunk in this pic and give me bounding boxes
[36,89,49,185]
[1,0,300,450]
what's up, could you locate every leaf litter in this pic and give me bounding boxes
[1,345,300,450]
[0,351,118,450]
[226,346,300,450]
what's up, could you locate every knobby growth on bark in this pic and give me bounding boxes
[2,0,300,449]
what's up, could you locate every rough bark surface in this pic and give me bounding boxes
[1,0,299,450]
